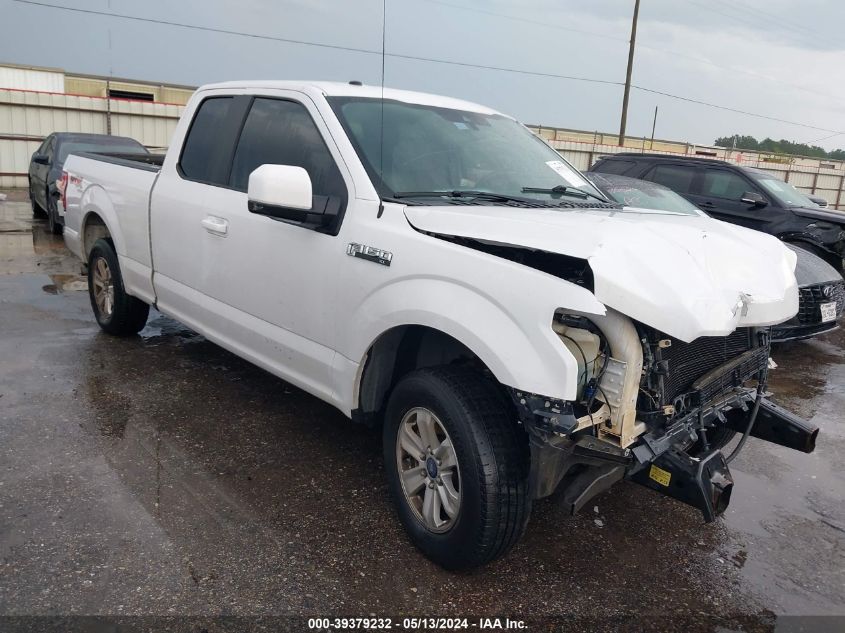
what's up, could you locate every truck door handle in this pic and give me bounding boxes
[201,216,229,236]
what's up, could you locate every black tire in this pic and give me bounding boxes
[29,181,43,216]
[46,194,63,235]
[383,366,530,570]
[87,238,149,336]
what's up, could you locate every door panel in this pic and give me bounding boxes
[152,90,352,406]
[150,95,248,329]
[32,136,54,207]
[688,167,771,230]
[194,93,351,403]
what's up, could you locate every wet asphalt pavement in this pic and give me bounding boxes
[0,192,843,629]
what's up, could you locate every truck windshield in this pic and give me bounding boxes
[755,174,818,208]
[327,96,607,206]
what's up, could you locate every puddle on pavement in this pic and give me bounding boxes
[1,200,85,275]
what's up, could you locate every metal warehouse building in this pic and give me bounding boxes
[0,63,192,188]
[1,62,844,209]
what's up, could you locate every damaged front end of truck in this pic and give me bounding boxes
[403,202,818,522]
[510,313,818,522]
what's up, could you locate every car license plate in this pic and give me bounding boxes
[820,302,837,323]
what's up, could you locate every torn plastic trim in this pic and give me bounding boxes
[509,389,579,435]
[418,231,596,291]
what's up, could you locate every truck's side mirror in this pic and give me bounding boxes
[32,153,49,165]
[247,164,314,223]
[740,191,767,207]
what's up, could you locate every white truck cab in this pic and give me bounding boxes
[62,81,817,569]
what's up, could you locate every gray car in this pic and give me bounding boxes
[29,133,148,234]
[588,172,845,342]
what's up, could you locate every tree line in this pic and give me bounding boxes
[714,135,845,161]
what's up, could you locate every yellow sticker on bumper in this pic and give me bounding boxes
[649,464,672,487]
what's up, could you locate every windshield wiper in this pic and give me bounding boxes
[521,185,610,204]
[392,190,537,205]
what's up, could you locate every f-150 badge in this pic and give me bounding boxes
[347,243,393,266]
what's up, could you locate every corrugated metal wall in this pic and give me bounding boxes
[0,87,184,188]
[0,65,64,93]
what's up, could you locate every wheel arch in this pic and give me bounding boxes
[78,186,123,263]
[353,324,508,424]
[342,276,598,420]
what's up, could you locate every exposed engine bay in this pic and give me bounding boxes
[510,309,818,523]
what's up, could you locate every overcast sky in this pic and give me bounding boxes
[2,0,845,150]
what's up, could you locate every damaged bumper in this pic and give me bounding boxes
[512,387,818,523]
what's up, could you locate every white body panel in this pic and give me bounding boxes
[403,205,799,342]
[62,80,801,420]
[62,159,158,304]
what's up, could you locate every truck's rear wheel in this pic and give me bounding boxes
[87,238,149,336]
[383,366,530,570]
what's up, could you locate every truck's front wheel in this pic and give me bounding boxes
[88,238,149,336]
[383,366,530,570]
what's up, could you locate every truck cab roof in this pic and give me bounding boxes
[197,80,507,116]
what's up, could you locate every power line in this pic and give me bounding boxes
[420,0,842,103]
[421,0,629,44]
[12,0,384,56]
[387,52,623,86]
[706,0,828,40]
[11,0,624,88]
[631,85,845,135]
[11,0,845,138]
[808,131,845,145]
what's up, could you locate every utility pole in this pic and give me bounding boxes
[618,0,641,147]
[650,105,658,149]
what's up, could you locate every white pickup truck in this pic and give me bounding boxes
[62,81,818,570]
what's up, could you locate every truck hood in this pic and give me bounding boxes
[790,205,845,225]
[404,205,799,342]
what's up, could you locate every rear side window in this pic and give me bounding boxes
[701,168,753,200]
[229,98,346,205]
[594,158,635,175]
[179,97,235,185]
[647,164,696,194]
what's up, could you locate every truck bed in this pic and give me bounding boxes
[62,151,162,298]
[73,151,164,172]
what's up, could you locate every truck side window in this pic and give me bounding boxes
[179,97,235,185]
[594,158,635,175]
[228,98,346,205]
[701,169,756,201]
[646,164,696,194]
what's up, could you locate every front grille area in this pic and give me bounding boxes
[797,282,845,325]
[659,328,754,402]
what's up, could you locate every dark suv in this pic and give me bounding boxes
[591,153,845,274]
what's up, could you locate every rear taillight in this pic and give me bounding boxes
[58,172,68,209]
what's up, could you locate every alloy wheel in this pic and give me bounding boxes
[395,407,461,533]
